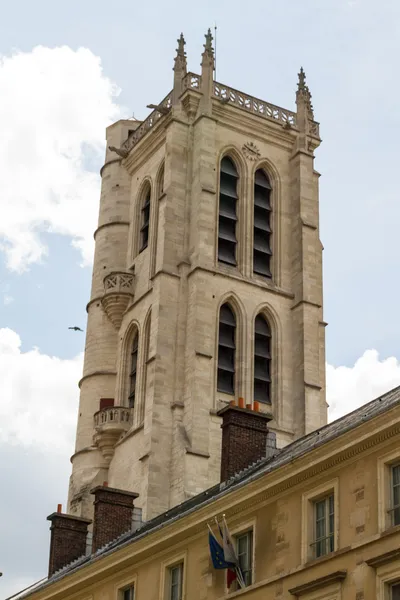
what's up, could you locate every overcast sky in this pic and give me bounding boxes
[2,0,400,597]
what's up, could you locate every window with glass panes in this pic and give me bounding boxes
[140,188,151,251]
[168,563,183,600]
[235,531,253,587]
[129,335,138,408]
[218,157,238,266]
[122,585,134,600]
[311,494,334,558]
[217,304,236,394]
[391,465,400,526]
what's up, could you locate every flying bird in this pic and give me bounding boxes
[68,326,84,332]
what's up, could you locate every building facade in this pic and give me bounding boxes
[13,385,400,600]
[68,30,326,524]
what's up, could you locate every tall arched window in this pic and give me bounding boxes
[254,314,271,403]
[217,304,236,394]
[128,334,139,408]
[218,157,238,266]
[140,186,151,252]
[253,169,272,277]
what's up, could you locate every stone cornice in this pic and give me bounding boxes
[186,265,294,300]
[100,157,122,177]
[365,547,400,568]
[93,221,130,240]
[288,570,347,596]
[78,370,117,388]
[212,103,296,152]
[123,121,169,175]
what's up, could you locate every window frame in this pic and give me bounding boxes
[377,450,400,533]
[301,478,339,564]
[225,519,256,594]
[376,560,400,599]
[115,573,137,600]
[160,554,186,600]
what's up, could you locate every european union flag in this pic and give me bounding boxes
[208,531,234,570]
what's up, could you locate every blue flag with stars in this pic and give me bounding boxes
[208,530,235,570]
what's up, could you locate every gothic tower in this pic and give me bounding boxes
[68,32,326,522]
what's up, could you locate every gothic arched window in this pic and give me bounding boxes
[253,169,272,277]
[217,303,236,394]
[129,334,139,408]
[218,157,238,266]
[254,314,271,403]
[140,185,151,252]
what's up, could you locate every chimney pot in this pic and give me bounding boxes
[238,397,245,408]
[57,504,62,513]
[90,486,139,553]
[217,404,272,481]
[246,403,252,410]
[254,401,260,412]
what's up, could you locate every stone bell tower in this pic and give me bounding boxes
[68,31,326,523]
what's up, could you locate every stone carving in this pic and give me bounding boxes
[122,92,172,154]
[213,81,297,127]
[242,142,261,161]
[93,406,134,463]
[101,271,135,330]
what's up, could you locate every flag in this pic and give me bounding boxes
[208,528,235,570]
[221,516,246,589]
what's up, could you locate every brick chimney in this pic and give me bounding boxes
[217,401,273,482]
[91,485,139,553]
[47,508,91,577]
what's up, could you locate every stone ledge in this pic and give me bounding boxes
[366,547,400,568]
[288,570,346,596]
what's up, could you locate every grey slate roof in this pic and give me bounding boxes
[9,384,400,600]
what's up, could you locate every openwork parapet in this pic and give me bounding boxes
[123,91,173,153]
[182,72,202,91]
[94,406,133,428]
[213,81,297,127]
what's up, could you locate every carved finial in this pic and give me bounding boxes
[204,28,213,53]
[174,32,187,73]
[177,33,185,57]
[298,67,306,91]
[201,28,214,67]
[296,66,314,120]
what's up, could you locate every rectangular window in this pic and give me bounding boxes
[311,494,334,558]
[392,583,400,600]
[168,563,183,600]
[235,530,253,587]
[391,465,400,526]
[122,585,134,600]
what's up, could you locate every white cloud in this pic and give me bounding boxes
[3,293,13,305]
[327,349,400,421]
[0,46,124,272]
[0,328,83,453]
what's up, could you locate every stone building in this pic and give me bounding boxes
[11,386,400,600]
[14,28,397,600]
[68,28,326,525]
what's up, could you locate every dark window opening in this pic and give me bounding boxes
[217,304,236,394]
[218,157,238,266]
[253,314,271,403]
[129,335,138,408]
[253,169,272,277]
[140,188,151,251]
